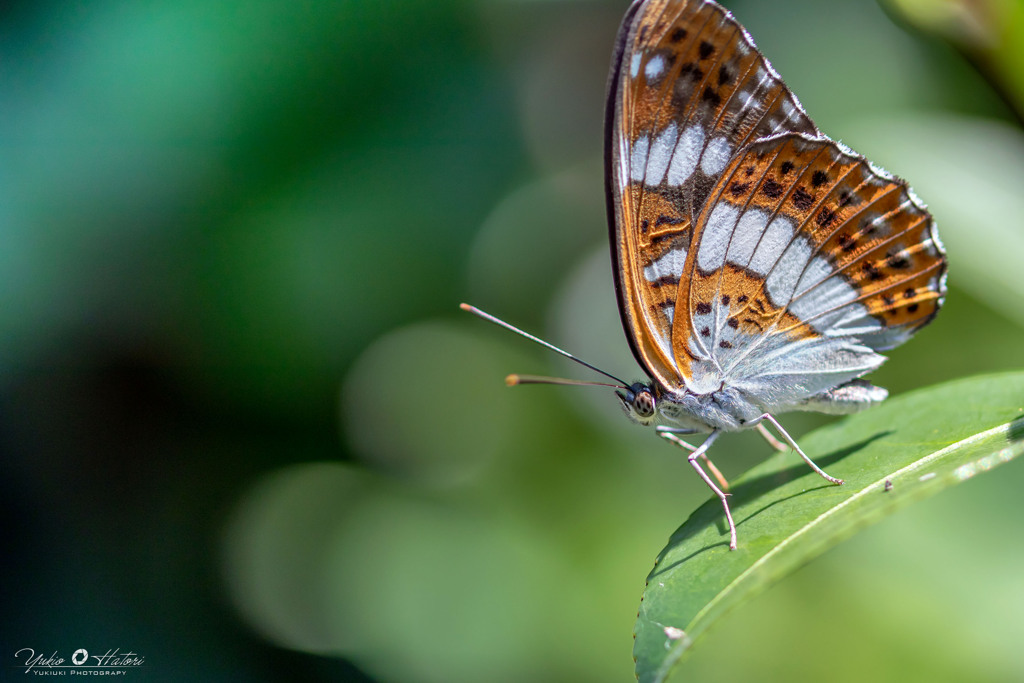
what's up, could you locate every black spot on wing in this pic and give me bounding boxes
[718,65,733,86]
[761,179,783,199]
[743,316,763,331]
[679,62,704,81]
[862,262,884,281]
[791,187,814,210]
[729,181,750,197]
[654,214,686,227]
[816,207,836,228]
[886,253,911,269]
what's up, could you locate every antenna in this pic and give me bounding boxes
[460,303,630,388]
[506,374,626,388]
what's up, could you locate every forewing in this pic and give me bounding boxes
[607,0,818,389]
[674,133,946,407]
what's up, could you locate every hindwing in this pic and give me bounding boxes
[675,133,946,407]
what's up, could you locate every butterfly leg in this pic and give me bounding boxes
[660,430,737,550]
[750,414,843,486]
[657,427,731,491]
[756,423,789,452]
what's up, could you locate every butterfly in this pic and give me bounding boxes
[464,0,947,549]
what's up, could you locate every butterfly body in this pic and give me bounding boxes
[620,375,889,433]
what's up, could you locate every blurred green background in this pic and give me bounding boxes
[3,0,1024,681]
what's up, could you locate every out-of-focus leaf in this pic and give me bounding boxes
[883,0,1024,117]
[634,371,1024,683]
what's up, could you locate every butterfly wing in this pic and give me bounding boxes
[675,133,946,410]
[606,0,818,391]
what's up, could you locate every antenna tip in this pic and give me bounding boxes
[505,374,521,386]
[459,302,474,312]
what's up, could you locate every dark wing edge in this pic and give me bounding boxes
[605,0,649,378]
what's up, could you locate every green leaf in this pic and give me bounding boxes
[634,372,1024,683]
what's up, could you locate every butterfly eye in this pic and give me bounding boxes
[616,383,657,422]
[615,385,654,424]
[631,385,656,419]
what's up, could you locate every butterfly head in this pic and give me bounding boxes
[616,382,657,426]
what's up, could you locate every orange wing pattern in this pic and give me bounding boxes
[607,0,817,390]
